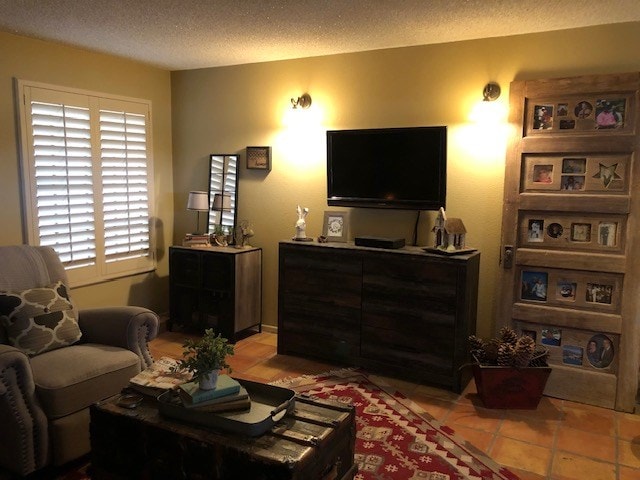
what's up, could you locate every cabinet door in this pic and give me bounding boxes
[169,248,201,329]
[497,72,640,411]
[361,255,459,380]
[278,245,361,361]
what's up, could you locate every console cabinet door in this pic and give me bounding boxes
[361,254,476,390]
[278,244,362,362]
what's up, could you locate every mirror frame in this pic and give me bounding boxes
[207,154,239,235]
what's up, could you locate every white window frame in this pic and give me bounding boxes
[16,79,156,287]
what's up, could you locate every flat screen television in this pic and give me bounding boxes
[327,126,447,210]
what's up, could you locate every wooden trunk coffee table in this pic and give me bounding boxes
[90,387,357,480]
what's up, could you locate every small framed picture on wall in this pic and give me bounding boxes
[246,146,271,171]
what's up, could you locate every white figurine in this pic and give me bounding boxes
[295,205,309,240]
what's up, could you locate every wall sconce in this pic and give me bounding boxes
[187,190,209,234]
[291,93,312,109]
[482,82,501,102]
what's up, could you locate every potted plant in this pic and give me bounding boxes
[468,327,550,409]
[173,328,235,390]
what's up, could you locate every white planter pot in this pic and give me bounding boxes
[199,370,219,391]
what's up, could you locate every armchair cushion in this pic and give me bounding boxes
[0,280,81,356]
[30,344,140,419]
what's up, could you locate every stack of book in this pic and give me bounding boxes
[178,375,251,413]
[129,356,192,397]
[182,233,211,247]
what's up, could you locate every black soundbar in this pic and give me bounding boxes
[354,236,406,249]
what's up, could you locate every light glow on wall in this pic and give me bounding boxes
[275,96,327,176]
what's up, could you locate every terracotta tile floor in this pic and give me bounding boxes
[150,330,640,480]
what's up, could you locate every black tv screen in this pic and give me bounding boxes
[327,126,447,210]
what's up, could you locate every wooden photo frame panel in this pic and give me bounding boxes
[518,213,626,253]
[524,93,636,137]
[514,320,620,374]
[521,154,630,194]
[516,267,622,313]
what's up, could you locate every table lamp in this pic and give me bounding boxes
[187,191,209,234]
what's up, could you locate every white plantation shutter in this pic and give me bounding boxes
[18,81,156,286]
[100,109,150,262]
[30,101,97,267]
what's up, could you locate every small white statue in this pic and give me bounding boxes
[295,205,309,240]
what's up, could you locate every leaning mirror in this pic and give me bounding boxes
[207,154,238,238]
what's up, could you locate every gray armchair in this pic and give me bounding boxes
[0,245,158,476]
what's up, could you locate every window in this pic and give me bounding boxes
[17,80,156,287]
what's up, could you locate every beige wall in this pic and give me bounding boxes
[172,22,640,338]
[0,32,173,313]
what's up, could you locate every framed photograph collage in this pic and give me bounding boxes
[525,93,635,136]
[515,320,619,373]
[517,266,621,312]
[521,154,629,193]
[519,213,626,253]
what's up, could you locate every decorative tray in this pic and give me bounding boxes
[157,378,295,437]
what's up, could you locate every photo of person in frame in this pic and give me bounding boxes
[586,283,613,304]
[521,271,548,301]
[528,219,544,242]
[557,104,568,116]
[587,334,614,368]
[547,222,563,238]
[598,222,616,247]
[595,99,625,129]
[533,105,553,130]
[559,119,575,130]
[571,223,591,242]
[541,328,561,347]
[533,164,553,183]
[574,101,593,119]
[561,176,584,190]
[556,281,576,301]
[562,158,586,174]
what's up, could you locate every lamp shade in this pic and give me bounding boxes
[212,193,232,210]
[187,191,209,211]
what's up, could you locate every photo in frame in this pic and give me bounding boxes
[587,334,614,369]
[598,222,617,247]
[541,328,561,347]
[322,211,349,242]
[521,270,548,301]
[246,146,271,171]
[562,345,583,366]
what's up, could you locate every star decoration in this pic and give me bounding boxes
[592,163,621,188]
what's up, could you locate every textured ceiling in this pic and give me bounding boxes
[1,0,639,70]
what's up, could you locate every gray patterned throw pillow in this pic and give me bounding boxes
[0,280,81,356]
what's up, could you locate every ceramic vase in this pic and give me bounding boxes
[199,370,219,390]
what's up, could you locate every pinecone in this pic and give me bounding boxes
[484,338,501,365]
[529,346,550,367]
[468,335,485,362]
[513,335,535,367]
[497,342,516,366]
[499,326,519,347]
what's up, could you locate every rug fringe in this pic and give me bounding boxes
[269,367,360,387]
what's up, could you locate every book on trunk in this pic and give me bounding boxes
[129,356,192,397]
[178,375,241,405]
[180,385,249,409]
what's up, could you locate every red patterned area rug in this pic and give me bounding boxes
[272,368,518,480]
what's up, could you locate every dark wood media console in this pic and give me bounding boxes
[278,241,480,392]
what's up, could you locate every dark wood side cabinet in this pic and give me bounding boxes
[169,245,262,341]
[278,241,480,392]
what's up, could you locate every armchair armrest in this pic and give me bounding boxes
[78,307,159,369]
[0,345,49,476]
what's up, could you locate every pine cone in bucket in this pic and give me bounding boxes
[468,328,548,367]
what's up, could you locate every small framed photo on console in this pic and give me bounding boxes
[322,211,349,242]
